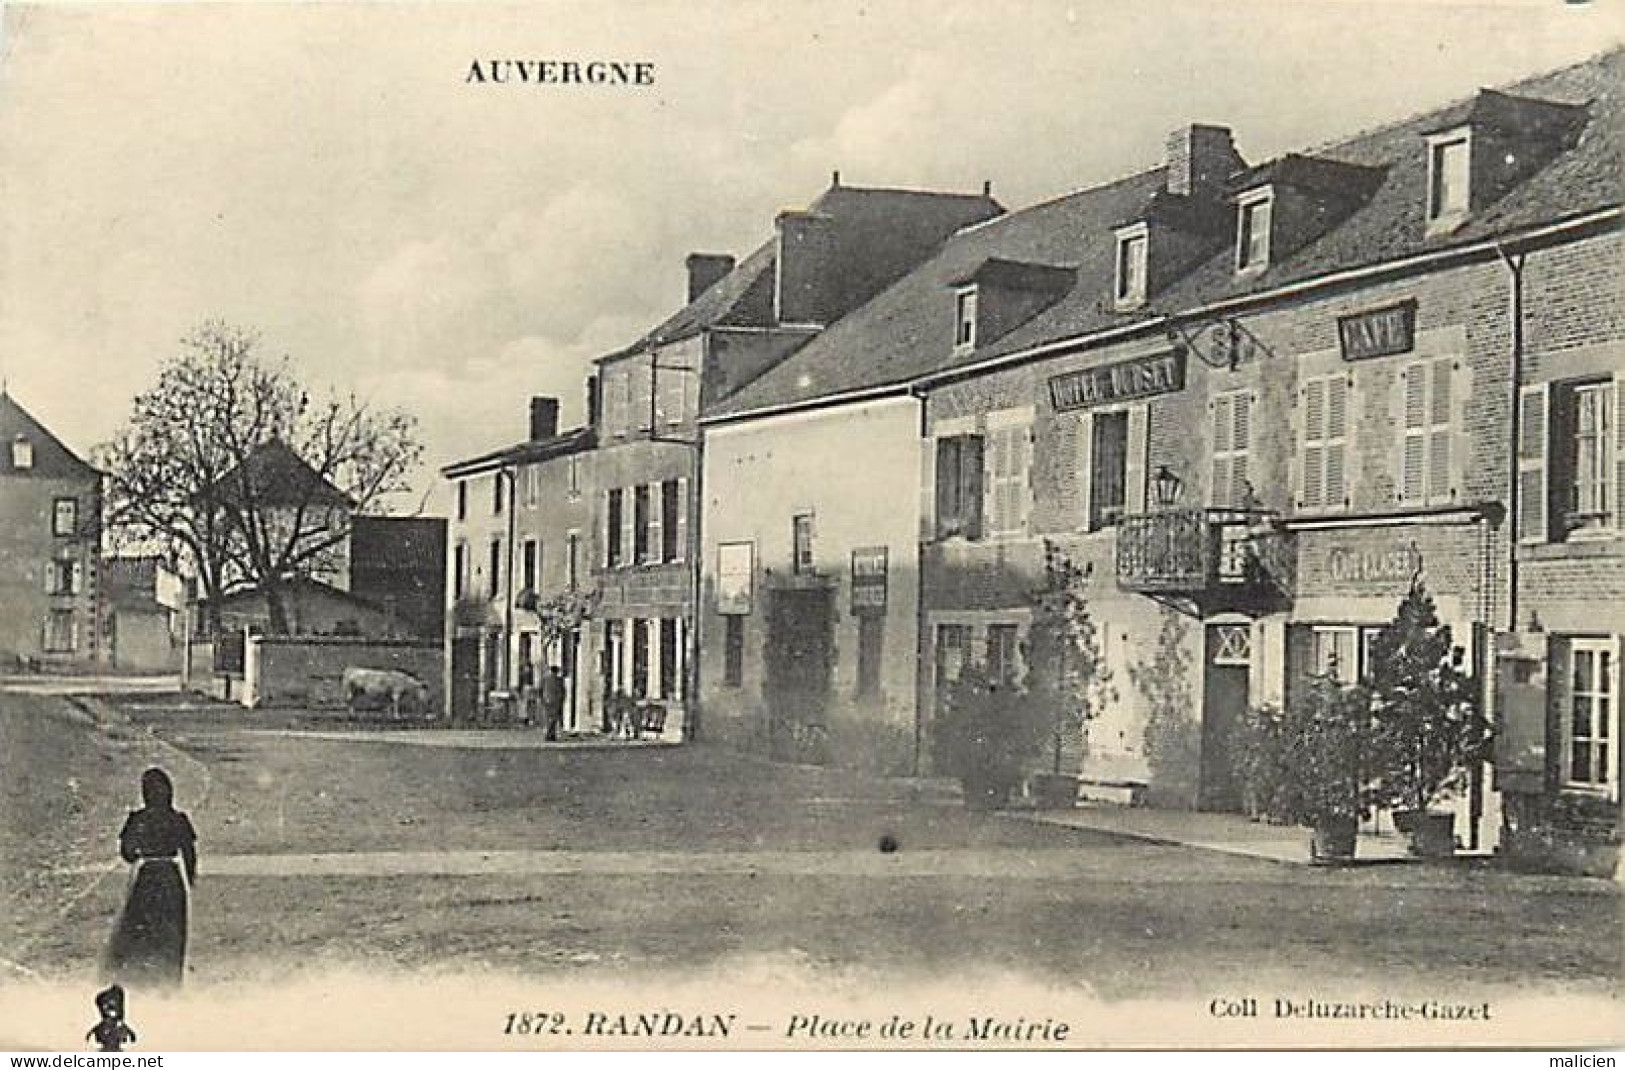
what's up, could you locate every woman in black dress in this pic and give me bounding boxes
[106,768,198,990]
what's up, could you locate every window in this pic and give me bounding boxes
[656,365,687,427]
[1300,373,1350,511]
[1522,378,1620,542]
[856,614,884,697]
[1211,391,1252,508]
[1115,227,1148,307]
[954,288,978,352]
[986,422,1032,538]
[1311,625,1362,685]
[631,364,652,432]
[524,467,539,509]
[934,434,985,539]
[521,539,538,593]
[792,513,814,574]
[454,543,468,599]
[1090,410,1130,530]
[659,617,680,699]
[456,481,468,522]
[604,368,628,437]
[606,489,625,567]
[566,531,580,590]
[46,559,81,596]
[661,479,682,562]
[1428,133,1470,225]
[52,498,78,538]
[1568,638,1616,792]
[935,624,969,696]
[723,616,745,687]
[488,539,502,598]
[1570,381,1616,534]
[11,436,32,470]
[1399,358,1455,506]
[986,623,1021,686]
[492,473,504,515]
[631,617,650,698]
[44,609,75,652]
[633,485,652,564]
[1236,191,1273,272]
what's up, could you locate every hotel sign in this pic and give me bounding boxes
[1048,350,1185,412]
[1338,301,1417,362]
[851,546,888,615]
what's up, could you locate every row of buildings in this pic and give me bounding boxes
[444,49,1623,874]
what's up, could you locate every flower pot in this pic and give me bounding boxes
[1309,815,1358,865]
[1030,772,1080,810]
[1403,810,1457,859]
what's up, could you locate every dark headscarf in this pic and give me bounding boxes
[140,768,174,810]
[95,985,125,1016]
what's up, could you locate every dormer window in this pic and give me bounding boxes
[1236,189,1273,273]
[954,287,979,353]
[11,436,32,470]
[1427,129,1471,230]
[1114,225,1148,310]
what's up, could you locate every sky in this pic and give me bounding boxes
[0,0,1619,514]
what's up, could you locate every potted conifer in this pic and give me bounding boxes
[1024,540,1114,810]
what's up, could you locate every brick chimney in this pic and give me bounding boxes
[774,209,836,326]
[1165,124,1243,198]
[585,375,600,428]
[529,396,560,442]
[686,253,735,303]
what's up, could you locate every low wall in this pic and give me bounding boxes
[246,636,443,715]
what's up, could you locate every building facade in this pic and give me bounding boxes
[0,391,104,670]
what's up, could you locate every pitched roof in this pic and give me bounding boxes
[707,48,1620,419]
[599,183,1003,362]
[948,257,1077,292]
[208,438,355,509]
[441,425,595,479]
[0,390,99,481]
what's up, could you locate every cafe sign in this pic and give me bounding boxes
[851,546,889,615]
[1338,301,1417,362]
[1047,349,1185,412]
[1327,543,1422,586]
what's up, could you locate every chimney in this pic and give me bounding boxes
[586,375,600,427]
[1165,124,1243,198]
[685,253,735,303]
[529,396,560,442]
[774,209,836,326]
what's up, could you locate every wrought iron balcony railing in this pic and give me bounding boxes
[1116,508,1295,614]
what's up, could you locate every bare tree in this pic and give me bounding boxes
[99,322,423,634]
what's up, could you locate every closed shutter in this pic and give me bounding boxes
[1517,383,1550,544]
[1325,374,1349,507]
[1077,414,1093,531]
[1615,373,1624,530]
[1213,393,1234,508]
[1429,359,1453,502]
[1302,379,1325,508]
[674,478,689,563]
[1020,425,1035,534]
[1284,624,1314,712]
[919,438,937,542]
[935,436,961,539]
[1400,363,1427,503]
[1233,393,1251,507]
[603,490,613,567]
[621,492,634,567]
[1547,635,1573,791]
[961,435,985,541]
[1126,404,1148,516]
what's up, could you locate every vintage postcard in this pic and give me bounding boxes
[0,0,1621,1054]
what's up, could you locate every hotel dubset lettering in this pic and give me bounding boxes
[1047,350,1185,411]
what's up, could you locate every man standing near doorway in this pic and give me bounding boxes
[540,665,566,741]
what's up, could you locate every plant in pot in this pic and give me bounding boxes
[1023,540,1115,810]
[932,663,1050,810]
[1364,579,1492,859]
[1238,675,1380,864]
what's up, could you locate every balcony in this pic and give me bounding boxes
[1116,508,1295,617]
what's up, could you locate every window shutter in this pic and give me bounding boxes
[1232,393,1251,507]
[674,478,689,563]
[1517,383,1550,545]
[1284,624,1313,712]
[621,492,634,567]
[1547,636,1574,791]
[1020,426,1035,534]
[1400,363,1427,503]
[961,434,985,541]
[1077,414,1093,531]
[43,564,54,595]
[919,438,937,542]
[1429,359,1453,503]
[1126,404,1149,516]
[1301,380,1325,508]
[1326,374,1349,507]
[71,560,83,595]
[934,436,961,539]
[1211,395,1232,508]
[647,482,663,565]
[1615,373,1624,530]
[602,491,613,567]
[1491,632,1551,793]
